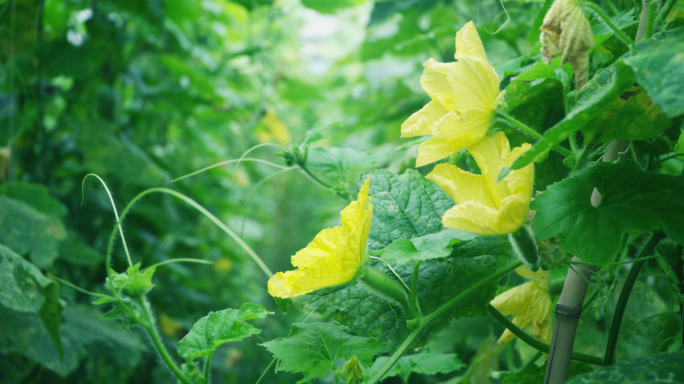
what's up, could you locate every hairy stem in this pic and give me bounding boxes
[645,0,658,39]
[487,305,603,365]
[495,111,573,156]
[367,260,522,384]
[140,298,194,384]
[583,3,635,49]
[603,231,665,365]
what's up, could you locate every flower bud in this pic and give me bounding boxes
[540,0,594,89]
[342,355,368,384]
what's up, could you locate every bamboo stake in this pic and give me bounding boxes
[543,1,651,379]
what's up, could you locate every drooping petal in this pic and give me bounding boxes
[420,59,457,110]
[455,21,487,62]
[267,179,373,299]
[401,101,449,138]
[440,194,529,235]
[447,56,501,112]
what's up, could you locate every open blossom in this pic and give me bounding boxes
[268,179,372,298]
[490,265,552,344]
[401,21,504,167]
[426,132,533,235]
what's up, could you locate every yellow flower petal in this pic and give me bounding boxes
[420,59,457,110]
[491,266,552,344]
[455,21,487,62]
[415,137,470,167]
[267,179,373,298]
[447,56,501,112]
[401,101,449,138]
[426,133,534,235]
[431,109,491,140]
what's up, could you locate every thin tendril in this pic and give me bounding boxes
[82,173,133,266]
[369,256,411,293]
[228,143,281,204]
[485,0,510,34]
[48,274,115,300]
[144,258,214,271]
[172,158,289,183]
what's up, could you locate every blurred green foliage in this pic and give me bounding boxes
[0,0,682,383]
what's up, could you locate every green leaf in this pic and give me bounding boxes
[502,361,593,383]
[261,322,384,383]
[576,68,672,143]
[503,61,636,175]
[57,231,103,266]
[77,122,170,187]
[532,161,684,265]
[0,181,68,218]
[366,170,454,252]
[0,304,144,378]
[565,350,684,383]
[0,244,63,358]
[592,8,638,46]
[380,229,477,262]
[179,362,207,384]
[368,349,465,382]
[296,236,515,352]
[307,146,385,186]
[0,196,65,268]
[622,33,684,118]
[301,0,367,14]
[176,303,271,362]
[122,263,156,296]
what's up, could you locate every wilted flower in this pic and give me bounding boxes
[401,21,504,167]
[268,179,372,298]
[427,132,534,235]
[490,265,552,344]
[540,0,594,88]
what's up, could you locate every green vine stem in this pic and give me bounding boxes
[603,230,666,365]
[367,260,523,384]
[644,0,658,39]
[487,304,603,365]
[296,157,353,200]
[204,354,212,382]
[583,3,635,49]
[655,0,678,29]
[410,261,422,317]
[139,298,194,384]
[494,111,573,156]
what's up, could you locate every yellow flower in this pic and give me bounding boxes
[268,179,373,298]
[401,21,504,167]
[426,132,533,235]
[490,265,552,344]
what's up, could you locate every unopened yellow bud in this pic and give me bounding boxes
[540,0,594,88]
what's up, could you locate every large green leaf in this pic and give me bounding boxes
[0,244,63,360]
[261,322,384,383]
[532,161,684,265]
[0,181,68,219]
[622,33,684,118]
[77,122,169,187]
[307,146,385,187]
[0,304,144,379]
[576,68,672,143]
[176,303,271,362]
[296,236,515,352]
[503,61,636,176]
[366,170,454,252]
[565,350,684,383]
[380,228,477,262]
[368,349,465,382]
[0,196,65,268]
[502,361,593,383]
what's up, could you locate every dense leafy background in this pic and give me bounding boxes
[0,0,682,383]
